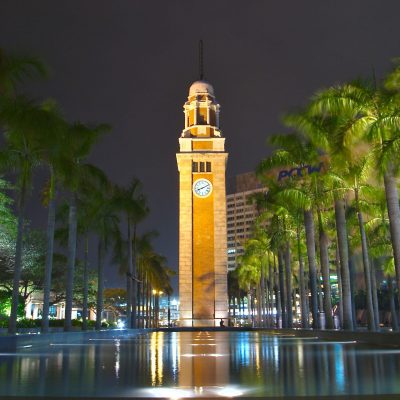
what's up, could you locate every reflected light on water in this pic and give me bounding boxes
[141,387,193,399]
[114,339,120,379]
[171,332,178,382]
[140,385,248,398]
[1,331,399,397]
[334,343,345,392]
[190,343,216,346]
[181,353,227,357]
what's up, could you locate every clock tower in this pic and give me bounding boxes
[176,80,228,327]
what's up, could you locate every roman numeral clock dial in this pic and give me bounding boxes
[193,178,212,197]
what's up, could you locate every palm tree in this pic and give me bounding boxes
[241,229,271,327]
[0,49,46,334]
[257,133,325,329]
[61,122,110,331]
[91,186,121,330]
[3,98,71,334]
[113,178,149,329]
[284,110,363,330]
[0,48,46,96]
[236,256,259,326]
[0,97,44,334]
[309,79,400,316]
[136,237,173,327]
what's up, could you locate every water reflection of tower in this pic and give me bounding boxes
[178,331,229,388]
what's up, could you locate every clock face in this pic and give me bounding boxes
[193,178,212,198]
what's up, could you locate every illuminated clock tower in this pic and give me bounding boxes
[176,80,228,327]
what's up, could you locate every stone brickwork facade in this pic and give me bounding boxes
[176,80,228,327]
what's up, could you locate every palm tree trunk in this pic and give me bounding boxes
[297,226,309,329]
[278,250,287,328]
[142,271,146,328]
[256,283,262,327]
[304,209,319,329]
[64,192,77,332]
[284,241,293,328]
[355,189,376,331]
[8,186,27,335]
[264,274,268,327]
[317,212,334,329]
[384,170,400,310]
[126,219,133,328]
[275,279,282,328]
[82,235,89,331]
[370,259,380,331]
[137,273,142,328]
[247,291,252,325]
[334,198,353,330]
[335,246,343,327]
[41,175,56,333]
[260,261,266,327]
[268,260,273,327]
[95,239,104,330]
[146,277,150,328]
[132,224,137,328]
[388,276,399,331]
[349,255,357,328]
[317,270,324,318]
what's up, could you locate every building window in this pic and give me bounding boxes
[206,162,211,172]
[200,162,205,172]
[192,162,198,172]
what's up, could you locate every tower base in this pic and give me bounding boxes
[179,317,228,327]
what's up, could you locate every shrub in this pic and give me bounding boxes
[87,320,96,328]
[16,318,37,328]
[0,314,9,328]
[49,319,64,327]
[72,319,82,327]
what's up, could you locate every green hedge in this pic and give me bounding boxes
[0,316,117,329]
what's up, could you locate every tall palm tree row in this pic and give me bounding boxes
[235,60,400,331]
[0,48,172,333]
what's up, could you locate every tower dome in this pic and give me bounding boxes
[189,80,214,96]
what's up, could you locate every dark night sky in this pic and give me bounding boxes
[1,1,400,292]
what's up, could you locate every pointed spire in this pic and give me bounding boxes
[199,40,204,80]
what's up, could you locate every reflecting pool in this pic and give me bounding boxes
[1,331,400,397]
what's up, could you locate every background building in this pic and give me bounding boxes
[226,172,266,271]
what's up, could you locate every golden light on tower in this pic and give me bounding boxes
[176,59,228,326]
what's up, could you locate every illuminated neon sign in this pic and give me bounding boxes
[278,162,324,181]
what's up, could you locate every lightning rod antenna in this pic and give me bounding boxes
[199,40,204,80]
